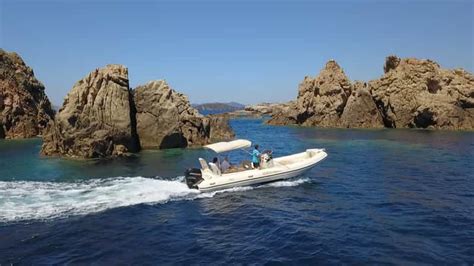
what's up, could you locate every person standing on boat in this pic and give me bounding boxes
[252,145,261,169]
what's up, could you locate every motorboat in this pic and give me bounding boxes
[185,139,328,192]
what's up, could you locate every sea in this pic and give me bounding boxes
[0,118,473,264]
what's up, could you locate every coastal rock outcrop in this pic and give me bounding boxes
[268,60,352,127]
[134,80,211,149]
[0,49,54,138]
[218,102,295,119]
[41,65,139,158]
[369,56,474,129]
[245,102,294,116]
[208,115,235,141]
[294,60,352,127]
[268,56,474,130]
[340,82,384,128]
[41,66,235,158]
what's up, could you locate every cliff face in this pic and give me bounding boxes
[41,65,139,158]
[208,115,235,141]
[340,81,384,128]
[295,60,352,127]
[41,68,234,158]
[0,49,54,138]
[269,56,474,130]
[134,80,209,149]
[369,57,474,129]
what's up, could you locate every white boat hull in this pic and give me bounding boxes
[189,149,327,192]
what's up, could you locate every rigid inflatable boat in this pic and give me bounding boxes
[185,139,327,192]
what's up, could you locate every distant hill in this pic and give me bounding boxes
[193,102,245,115]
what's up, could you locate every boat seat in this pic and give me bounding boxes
[208,163,221,175]
[199,158,209,170]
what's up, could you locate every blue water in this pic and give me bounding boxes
[1,119,473,264]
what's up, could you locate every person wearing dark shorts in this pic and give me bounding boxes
[252,145,261,168]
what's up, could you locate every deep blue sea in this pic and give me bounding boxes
[1,118,473,264]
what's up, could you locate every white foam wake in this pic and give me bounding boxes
[0,177,310,222]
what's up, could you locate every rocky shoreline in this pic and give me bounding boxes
[1,49,233,159]
[267,56,474,130]
[2,49,473,158]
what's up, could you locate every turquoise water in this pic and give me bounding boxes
[1,119,473,264]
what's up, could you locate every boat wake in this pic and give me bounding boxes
[0,176,310,223]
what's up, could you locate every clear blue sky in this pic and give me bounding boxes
[1,0,473,106]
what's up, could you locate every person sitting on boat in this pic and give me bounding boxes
[220,156,231,173]
[252,145,261,169]
[211,157,220,168]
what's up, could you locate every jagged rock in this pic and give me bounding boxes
[340,82,384,128]
[133,80,233,149]
[41,65,139,158]
[384,55,401,73]
[295,60,352,126]
[369,56,474,129]
[268,60,352,126]
[0,49,54,138]
[208,115,235,141]
[269,56,473,130]
[266,102,299,125]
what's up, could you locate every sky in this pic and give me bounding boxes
[1,0,473,106]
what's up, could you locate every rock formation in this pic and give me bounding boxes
[41,65,139,158]
[216,102,295,119]
[268,56,474,130]
[369,57,474,129]
[294,60,352,127]
[245,102,293,115]
[0,49,54,138]
[208,115,235,141]
[42,71,234,158]
[340,82,384,128]
[134,80,213,149]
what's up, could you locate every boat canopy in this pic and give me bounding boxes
[204,139,252,153]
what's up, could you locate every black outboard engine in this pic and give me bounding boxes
[185,168,203,189]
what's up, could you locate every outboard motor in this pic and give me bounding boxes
[185,168,203,189]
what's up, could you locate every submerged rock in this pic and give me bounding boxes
[0,49,54,138]
[41,65,139,158]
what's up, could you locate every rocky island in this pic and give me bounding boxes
[268,56,474,130]
[41,65,234,158]
[1,49,233,159]
[0,49,55,139]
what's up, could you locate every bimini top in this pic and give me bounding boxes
[204,139,252,153]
